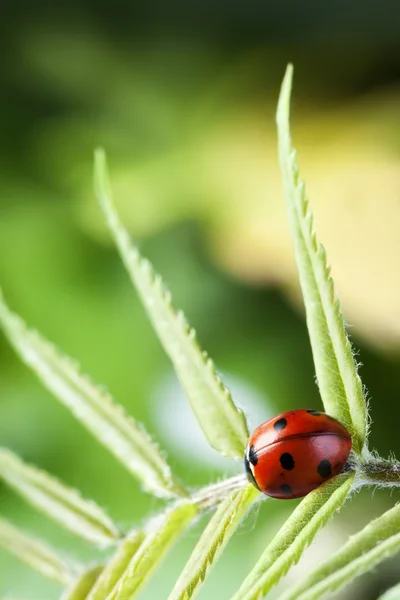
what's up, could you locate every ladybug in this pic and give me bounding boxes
[244,409,352,499]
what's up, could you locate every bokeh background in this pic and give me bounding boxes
[1,2,400,598]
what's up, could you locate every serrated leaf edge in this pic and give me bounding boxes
[231,473,354,600]
[0,289,185,499]
[169,484,259,600]
[276,65,367,453]
[0,447,120,546]
[279,501,400,600]
[94,148,249,459]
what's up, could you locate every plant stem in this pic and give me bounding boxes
[191,474,250,509]
[354,456,400,488]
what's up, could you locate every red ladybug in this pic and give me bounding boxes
[244,409,352,499]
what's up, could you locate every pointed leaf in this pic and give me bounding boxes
[61,566,104,600]
[0,448,120,546]
[0,517,77,585]
[95,149,249,459]
[109,502,197,599]
[279,502,400,600]
[0,290,186,499]
[276,65,367,453]
[168,484,259,600]
[232,473,354,600]
[87,530,145,599]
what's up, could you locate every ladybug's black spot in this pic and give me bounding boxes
[274,418,287,431]
[248,445,258,466]
[307,410,321,416]
[280,452,295,470]
[280,484,293,495]
[244,455,259,490]
[317,459,332,478]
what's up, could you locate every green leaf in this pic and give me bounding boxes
[279,502,400,600]
[87,530,145,600]
[232,473,354,600]
[276,65,367,454]
[94,148,249,459]
[108,502,197,599]
[0,517,77,585]
[0,448,120,546]
[61,566,104,600]
[0,290,186,499]
[168,484,259,600]
[379,582,400,600]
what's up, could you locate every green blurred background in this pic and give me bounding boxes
[1,2,400,598]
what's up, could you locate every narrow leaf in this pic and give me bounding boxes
[379,582,400,600]
[87,530,145,600]
[232,473,354,600]
[109,502,197,599]
[95,149,249,459]
[276,65,367,453]
[279,502,400,600]
[0,517,77,585]
[61,566,104,600]
[0,290,186,499]
[0,448,120,546]
[168,484,259,600]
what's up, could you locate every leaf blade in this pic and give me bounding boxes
[0,517,77,585]
[279,502,400,600]
[0,291,185,499]
[87,530,145,600]
[276,65,367,453]
[232,473,354,600]
[0,448,120,546]
[61,566,104,600]
[168,484,259,600]
[95,149,249,459]
[109,502,197,599]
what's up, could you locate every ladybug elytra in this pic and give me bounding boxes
[244,409,352,499]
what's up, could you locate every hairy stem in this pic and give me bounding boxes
[353,455,400,488]
[191,474,250,509]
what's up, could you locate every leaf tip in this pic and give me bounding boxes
[276,63,294,126]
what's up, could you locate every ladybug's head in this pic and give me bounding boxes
[244,444,260,490]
